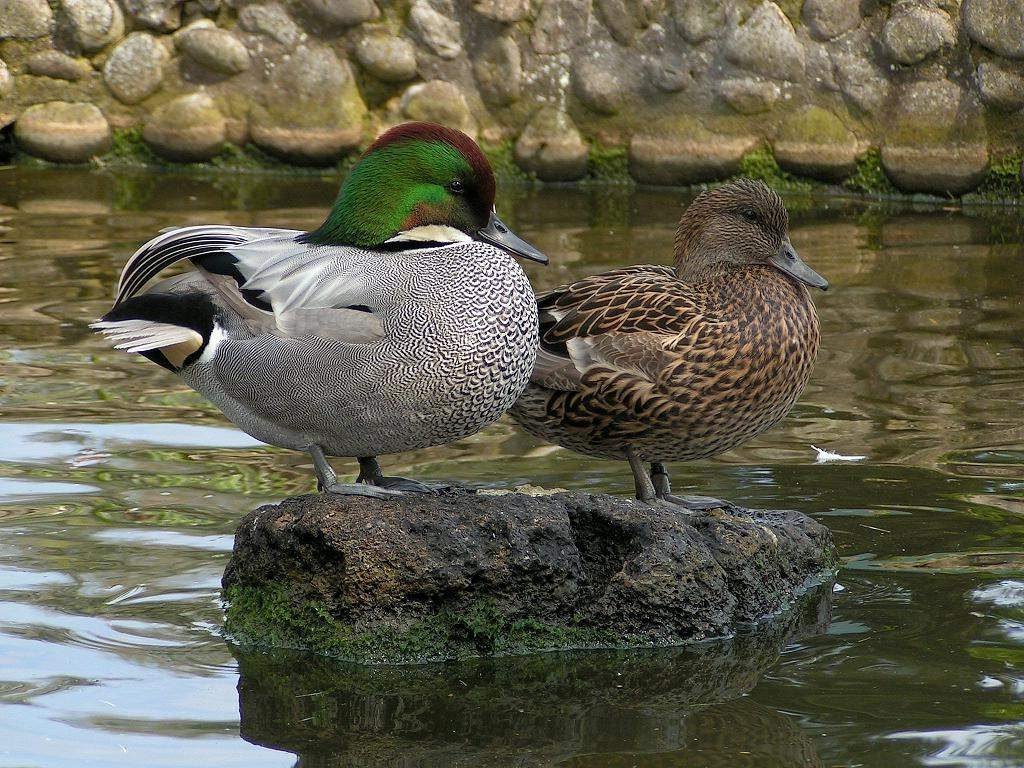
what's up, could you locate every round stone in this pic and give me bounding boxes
[718,77,780,114]
[26,50,92,81]
[0,0,54,39]
[573,60,624,115]
[300,0,379,27]
[773,106,865,181]
[472,0,529,22]
[976,59,1024,110]
[250,45,366,164]
[725,1,805,82]
[963,0,1024,59]
[60,0,124,52]
[142,92,227,161]
[881,2,956,65]
[514,107,588,182]
[672,0,725,43]
[409,0,463,59]
[238,3,302,48]
[400,80,476,138]
[802,0,861,41]
[177,27,251,75]
[629,128,760,185]
[473,35,521,105]
[103,32,169,104]
[355,34,417,82]
[120,0,182,31]
[14,101,111,162]
[881,144,990,195]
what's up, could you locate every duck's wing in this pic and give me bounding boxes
[531,266,722,391]
[112,225,386,343]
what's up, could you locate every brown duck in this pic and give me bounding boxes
[510,179,828,509]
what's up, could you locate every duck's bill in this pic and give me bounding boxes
[771,240,829,291]
[477,212,548,264]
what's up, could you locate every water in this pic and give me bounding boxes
[1,165,1023,767]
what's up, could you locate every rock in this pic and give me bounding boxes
[300,0,379,27]
[976,59,1024,110]
[473,35,522,106]
[881,144,989,194]
[238,3,302,48]
[221,490,836,663]
[400,80,476,138]
[177,27,251,75]
[532,0,591,54]
[514,107,589,181]
[61,0,124,52]
[573,59,624,115]
[773,106,865,181]
[250,45,366,164]
[0,0,53,39]
[724,1,806,82]
[630,128,761,184]
[830,27,892,112]
[881,80,988,194]
[718,77,781,114]
[14,101,111,162]
[26,51,92,81]
[233,591,831,762]
[672,0,725,43]
[472,0,530,22]
[596,0,662,46]
[881,1,956,65]
[408,0,462,59]
[121,0,182,31]
[963,0,1024,59]
[142,92,227,161]
[355,33,418,82]
[802,0,862,40]
[103,32,169,104]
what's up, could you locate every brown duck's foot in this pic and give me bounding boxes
[658,493,734,512]
[649,461,736,512]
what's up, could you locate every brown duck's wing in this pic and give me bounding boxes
[531,267,723,392]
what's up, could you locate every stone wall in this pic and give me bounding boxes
[1,0,1023,195]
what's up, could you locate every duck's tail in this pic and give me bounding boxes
[90,292,220,372]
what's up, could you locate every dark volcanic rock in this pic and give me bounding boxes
[222,490,836,663]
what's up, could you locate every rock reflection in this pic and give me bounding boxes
[232,586,831,768]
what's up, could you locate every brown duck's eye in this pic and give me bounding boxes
[740,207,759,223]
[448,179,465,195]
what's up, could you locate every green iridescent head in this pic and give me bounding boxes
[301,122,546,263]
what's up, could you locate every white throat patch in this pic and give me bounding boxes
[384,225,472,246]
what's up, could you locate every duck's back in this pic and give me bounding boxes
[510,265,819,462]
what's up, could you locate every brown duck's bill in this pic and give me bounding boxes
[771,240,829,291]
[477,212,548,264]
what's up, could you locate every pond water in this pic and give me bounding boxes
[1,166,1024,767]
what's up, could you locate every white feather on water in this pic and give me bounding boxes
[811,445,867,463]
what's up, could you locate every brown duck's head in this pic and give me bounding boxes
[673,179,828,290]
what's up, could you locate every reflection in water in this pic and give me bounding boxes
[235,588,830,767]
[1,167,1024,766]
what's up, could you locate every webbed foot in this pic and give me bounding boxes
[318,481,404,499]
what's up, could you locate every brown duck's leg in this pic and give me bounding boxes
[627,448,658,502]
[649,461,733,512]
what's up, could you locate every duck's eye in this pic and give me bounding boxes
[448,179,465,195]
[740,207,759,223]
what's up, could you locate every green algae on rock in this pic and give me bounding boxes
[221,490,837,664]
